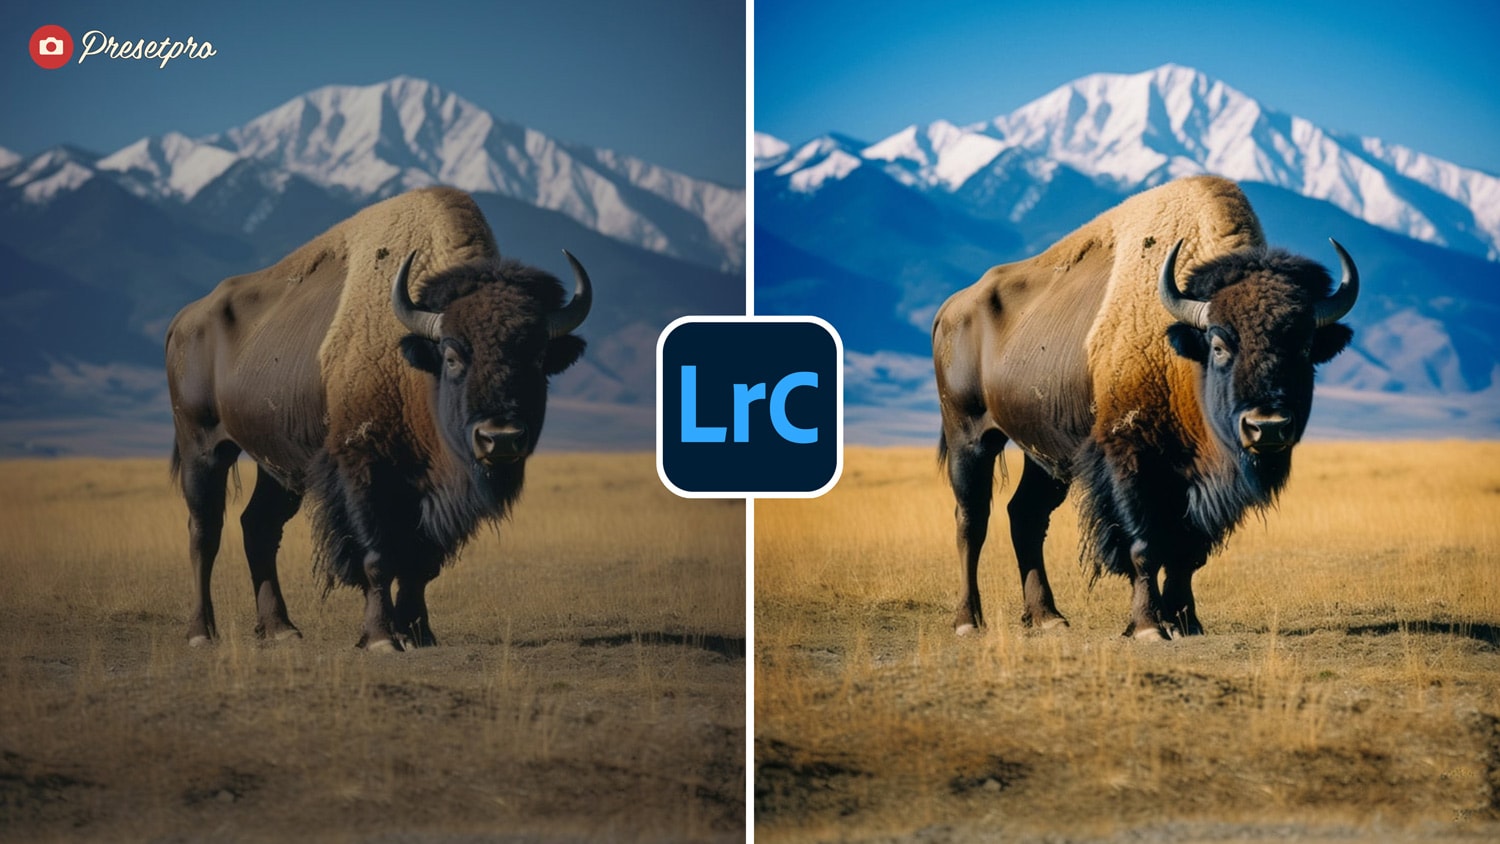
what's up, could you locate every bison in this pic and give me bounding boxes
[932,176,1357,639]
[166,187,591,650]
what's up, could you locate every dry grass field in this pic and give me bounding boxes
[0,453,744,842]
[756,441,1500,842]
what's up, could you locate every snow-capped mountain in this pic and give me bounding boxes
[862,121,1005,191]
[757,64,1500,440]
[759,134,869,194]
[4,146,99,204]
[97,132,240,201]
[12,77,744,274]
[754,132,790,166]
[767,64,1500,264]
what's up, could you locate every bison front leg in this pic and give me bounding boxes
[393,573,439,648]
[1160,559,1205,636]
[1123,539,1175,641]
[358,550,404,653]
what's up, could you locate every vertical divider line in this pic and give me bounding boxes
[742,0,756,833]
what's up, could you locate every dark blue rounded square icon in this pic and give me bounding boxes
[657,317,843,497]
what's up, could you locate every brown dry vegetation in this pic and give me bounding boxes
[0,453,744,842]
[756,441,1500,843]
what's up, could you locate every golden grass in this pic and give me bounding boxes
[0,453,744,842]
[756,441,1500,842]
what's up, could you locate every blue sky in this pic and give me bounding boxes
[2,0,746,186]
[756,0,1500,175]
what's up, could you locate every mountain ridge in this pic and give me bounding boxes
[762,64,1500,264]
[8,76,744,274]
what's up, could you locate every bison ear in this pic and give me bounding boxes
[1310,323,1353,365]
[544,334,586,376]
[1165,324,1208,363]
[399,335,442,374]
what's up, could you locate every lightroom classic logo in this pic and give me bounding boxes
[28,24,217,70]
[657,317,844,498]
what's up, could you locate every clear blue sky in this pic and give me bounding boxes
[2,0,746,186]
[756,0,1500,175]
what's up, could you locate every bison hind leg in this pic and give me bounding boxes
[944,427,1007,635]
[178,440,242,645]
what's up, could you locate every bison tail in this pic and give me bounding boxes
[169,441,182,489]
[936,430,949,475]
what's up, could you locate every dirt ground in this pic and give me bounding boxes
[755,442,1500,843]
[0,454,745,842]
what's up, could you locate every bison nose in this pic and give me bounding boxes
[1240,411,1294,453]
[471,421,527,463]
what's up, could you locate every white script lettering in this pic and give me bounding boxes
[77,30,218,69]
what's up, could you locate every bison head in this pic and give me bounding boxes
[1159,239,1357,457]
[391,251,590,468]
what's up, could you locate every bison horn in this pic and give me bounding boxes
[390,251,443,340]
[1157,239,1211,329]
[1315,238,1359,327]
[548,250,593,339]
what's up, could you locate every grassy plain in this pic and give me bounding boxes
[0,453,744,842]
[756,441,1500,842]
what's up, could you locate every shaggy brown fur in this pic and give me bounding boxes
[315,188,501,472]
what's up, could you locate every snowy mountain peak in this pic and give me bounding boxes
[212,78,493,195]
[754,132,790,169]
[0,146,20,169]
[774,135,866,193]
[97,131,238,200]
[863,120,1005,190]
[980,64,1268,186]
[5,146,100,204]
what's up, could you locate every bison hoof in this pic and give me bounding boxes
[1131,626,1173,642]
[187,634,214,648]
[257,623,303,642]
[364,638,404,654]
[1024,612,1070,631]
[955,623,980,637]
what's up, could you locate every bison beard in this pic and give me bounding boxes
[303,453,519,592]
[931,176,1356,641]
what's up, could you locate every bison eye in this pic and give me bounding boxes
[1210,336,1232,368]
[443,347,467,379]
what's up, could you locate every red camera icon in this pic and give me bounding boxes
[30,25,74,70]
